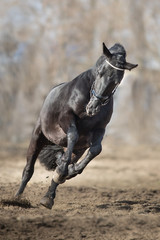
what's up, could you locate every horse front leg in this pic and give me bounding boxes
[67,128,105,180]
[54,121,79,183]
[40,121,79,209]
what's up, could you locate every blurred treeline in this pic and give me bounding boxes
[0,0,160,144]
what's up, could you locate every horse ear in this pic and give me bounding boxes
[103,42,112,58]
[124,62,138,71]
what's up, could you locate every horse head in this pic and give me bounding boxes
[86,42,138,117]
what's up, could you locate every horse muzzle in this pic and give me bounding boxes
[86,99,101,117]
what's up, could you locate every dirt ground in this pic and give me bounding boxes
[0,139,160,240]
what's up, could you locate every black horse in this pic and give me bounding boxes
[16,43,138,209]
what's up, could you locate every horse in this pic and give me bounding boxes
[15,42,138,209]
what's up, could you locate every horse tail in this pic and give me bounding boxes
[38,144,64,171]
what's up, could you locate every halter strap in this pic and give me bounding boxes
[105,59,125,71]
[92,89,110,105]
[91,83,119,106]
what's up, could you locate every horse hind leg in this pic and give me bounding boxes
[40,179,58,209]
[40,149,85,209]
[39,147,64,209]
[39,145,64,209]
[15,121,46,197]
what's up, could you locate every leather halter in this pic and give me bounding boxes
[90,58,124,105]
[105,59,125,71]
[91,84,119,105]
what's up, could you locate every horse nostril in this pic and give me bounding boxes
[86,106,94,117]
[86,100,101,116]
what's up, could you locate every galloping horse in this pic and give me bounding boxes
[16,43,138,209]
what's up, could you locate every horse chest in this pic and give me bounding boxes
[77,112,106,132]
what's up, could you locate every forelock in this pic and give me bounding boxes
[109,43,126,57]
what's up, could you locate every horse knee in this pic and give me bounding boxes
[90,144,102,157]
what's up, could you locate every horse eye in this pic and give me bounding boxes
[99,71,105,78]
[118,60,124,65]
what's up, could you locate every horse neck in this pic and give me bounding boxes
[76,68,96,90]
[89,69,96,88]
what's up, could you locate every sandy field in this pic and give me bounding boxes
[0,139,160,240]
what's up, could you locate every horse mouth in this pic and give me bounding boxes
[86,105,100,117]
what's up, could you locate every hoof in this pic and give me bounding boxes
[40,196,54,210]
[15,192,22,198]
